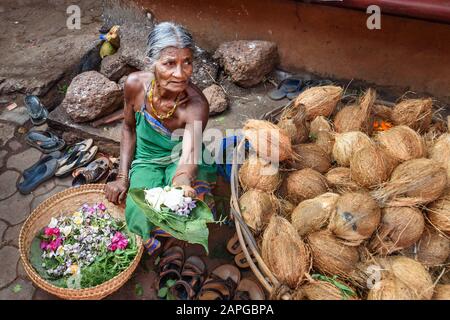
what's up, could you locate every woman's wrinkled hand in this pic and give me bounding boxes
[181,185,197,198]
[105,179,129,204]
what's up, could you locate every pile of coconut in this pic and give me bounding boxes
[237,85,450,300]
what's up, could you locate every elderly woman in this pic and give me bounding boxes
[105,22,217,255]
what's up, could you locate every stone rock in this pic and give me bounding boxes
[0,122,15,146]
[7,148,42,171]
[0,246,19,288]
[213,40,278,87]
[0,150,8,168]
[30,123,48,132]
[33,288,59,300]
[100,54,137,82]
[32,179,56,197]
[63,71,123,123]
[191,49,220,90]
[0,279,35,300]
[118,76,128,90]
[0,192,33,225]
[118,23,152,71]
[61,132,81,146]
[17,259,30,280]
[4,223,22,247]
[0,220,7,240]
[8,140,22,152]
[203,84,228,115]
[31,186,66,211]
[0,171,20,200]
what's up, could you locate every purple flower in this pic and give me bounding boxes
[47,237,62,252]
[40,241,49,250]
[98,203,107,211]
[108,232,128,251]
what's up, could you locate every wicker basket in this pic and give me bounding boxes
[19,184,144,300]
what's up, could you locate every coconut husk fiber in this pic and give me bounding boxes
[291,144,332,173]
[407,225,450,267]
[306,230,360,279]
[433,284,450,300]
[332,131,373,167]
[392,98,433,133]
[350,144,397,189]
[372,158,447,207]
[375,125,427,163]
[281,168,329,205]
[310,116,332,136]
[300,278,358,300]
[325,167,361,193]
[243,119,294,163]
[238,155,281,193]
[278,198,295,220]
[334,88,376,134]
[367,256,434,300]
[429,133,450,184]
[294,85,343,121]
[262,215,311,289]
[329,192,381,246]
[369,206,425,255]
[277,103,309,144]
[239,189,278,234]
[314,131,335,157]
[292,192,340,237]
[427,189,450,236]
[372,104,393,122]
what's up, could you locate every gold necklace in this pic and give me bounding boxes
[148,80,181,120]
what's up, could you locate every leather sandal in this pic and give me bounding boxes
[234,278,265,300]
[198,264,241,300]
[156,246,184,292]
[169,256,206,300]
[226,233,242,255]
[234,251,257,269]
[72,156,110,186]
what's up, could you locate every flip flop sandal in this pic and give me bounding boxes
[156,246,185,292]
[71,157,110,186]
[25,131,65,153]
[268,77,303,101]
[198,264,241,300]
[55,146,98,177]
[234,251,257,269]
[170,256,206,300]
[24,95,49,126]
[17,157,58,195]
[58,138,94,167]
[234,278,265,300]
[226,233,242,255]
[22,151,61,179]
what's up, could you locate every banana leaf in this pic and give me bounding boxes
[128,188,214,254]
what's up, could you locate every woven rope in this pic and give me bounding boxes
[18,184,144,300]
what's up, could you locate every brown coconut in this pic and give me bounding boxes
[334,88,376,134]
[369,206,425,255]
[301,279,358,300]
[239,155,281,193]
[428,190,450,236]
[278,198,296,220]
[314,131,335,156]
[329,192,381,246]
[325,167,361,193]
[243,119,293,163]
[281,168,329,205]
[310,116,332,136]
[291,144,332,173]
[372,158,447,207]
[413,226,450,267]
[332,131,373,167]
[307,230,360,279]
[294,85,343,121]
[239,189,278,234]
[291,192,340,237]
[277,103,310,144]
[392,98,433,132]
[433,284,450,300]
[350,144,397,188]
[372,104,393,122]
[429,133,450,184]
[367,256,434,300]
[262,216,311,288]
[375,125,427,163]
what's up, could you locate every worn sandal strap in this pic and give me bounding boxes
[170,279,197,300]
[199,281,232,300]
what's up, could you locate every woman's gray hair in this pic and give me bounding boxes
[146,22,195,66]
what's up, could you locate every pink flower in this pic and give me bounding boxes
[108,232,128,251]
[44,227,60,237]
[47,237,62,252]
[40,241,49,250]
[108,243,118,251]
[98,203,107,211]
[117,238,128,250]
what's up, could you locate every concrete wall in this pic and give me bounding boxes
[136,0,450,104]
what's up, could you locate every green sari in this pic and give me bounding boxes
[125,104,217,244]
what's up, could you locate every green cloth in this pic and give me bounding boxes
[125,108,217,244]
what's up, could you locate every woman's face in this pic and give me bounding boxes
[154,47,193,93]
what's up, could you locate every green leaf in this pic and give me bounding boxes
[158,287,168,298]
[154,256,160,266]
[165,279,177,288]
[12,284,22,293]
[135,283,144,297]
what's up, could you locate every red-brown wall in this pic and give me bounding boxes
[136,0,450,103]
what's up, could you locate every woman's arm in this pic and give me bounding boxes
[105,75,140,204]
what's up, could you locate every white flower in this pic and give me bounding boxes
[144,187,166,211]
[73,216,83,225]
[163,188,185,211]
[48,217,58,228]
[56,245,65,256]
[61,226,72,237]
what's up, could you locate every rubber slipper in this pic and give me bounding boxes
[226,233,242,255]
[268,77,303,100]
[25,131,65,153]
[72,156,110,187]
[23,151,61,179]
[234,278,265,300]
[24,95,48,126]
[17,158,58,195]
[58,138,94,167]
[170,256,206,300]
[55,146,98,177]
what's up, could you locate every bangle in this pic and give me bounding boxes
[116,172,129,183]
